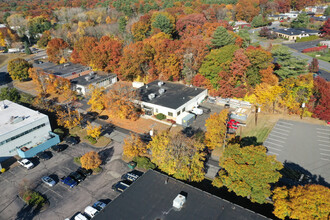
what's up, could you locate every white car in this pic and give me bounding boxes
[41,176,56,187]
[18,159,34,169]
[84,206,99,218]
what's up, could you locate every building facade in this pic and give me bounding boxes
[0,100,59,162]
[273,28,320,41]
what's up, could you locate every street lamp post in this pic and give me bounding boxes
[300,102,305,119]
[255,104,261,126]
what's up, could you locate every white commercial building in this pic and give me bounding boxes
[0,100,59,162]
[137,80,207,120]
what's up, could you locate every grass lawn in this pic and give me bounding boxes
[70,126,111,148]
[305,50,330,62]
[0,53,32,68]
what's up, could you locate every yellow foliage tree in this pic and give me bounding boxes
[59,57,67,64]
[106,16,111,24]
[254,83,283,112]
[56,109,81,129]
[87,85,105,111]
[204,109,229,151]
[273,184,330,220]
[123,133,147,159]
[80,151,102,170]
[0,31,6,47]
[86,122,102,139]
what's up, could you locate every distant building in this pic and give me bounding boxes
[320,41,330,48]
[233,21,251,30]
[0,100,60,162]
[41,62,92,80]
[71,72,117,95]
[137,80,207,120]
[93,170,269,220]
[273,28,320,41]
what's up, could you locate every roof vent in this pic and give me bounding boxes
[173,194,186,209]
[291,32,293,34]
[148,93,156,100]
[284,28,288,31]
[159,88,165,95]
[10,116,25,124]
[301,31,305,33]
[158,81,164,87]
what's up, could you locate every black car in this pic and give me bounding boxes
[77,167,93,177]
[69,171,85,182]
[51,144,67,152]
[36,151,52,160]
[65,136,79,145]
[112,180,132,193]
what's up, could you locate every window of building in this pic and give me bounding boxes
[177,111,181,116]
[168,112,173,117]
[156,109,158,113]
[182,107,185,112]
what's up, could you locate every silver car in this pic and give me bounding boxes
[41,176,56,187]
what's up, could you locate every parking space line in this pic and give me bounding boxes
[319,143,330,147]
[317,139,330,143]
[269,134,287,139]
[317,128,330,132]
[317,136,330,139]
[321,158,330,161]
[271,130,289,136]
[267,152,279,155]
[266,137,285,143]
[278,121,294,126]
[320,148,330,152]
[264,141,284,148]
[265,146,282,151]
[317,131,330,135]
[275,124,293,129]
[273,127,291,133]
[320,153,330,156]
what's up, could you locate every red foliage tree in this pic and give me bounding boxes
[176,13,207,37]
[312,77,330,121]
[320,18,330,38]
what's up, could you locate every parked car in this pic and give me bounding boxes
[18,159,34,169]
[191,107,203,115]
[70,171,86,182]
[84,206,99,218]
[66,136,79,145]
[41,176,56,187]
[112,180,132,193]
[77,167,93,177]
[61,176,78,188]
[74,213,88,220]
[121,170,144,182]
[92,201,107,211]
[51,144,67,152]
[36,151,52,161]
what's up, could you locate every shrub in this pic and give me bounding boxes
[296,35,319,42]
[74,156,81,165]
[302,45,327,53]
[53,128,64,138]
[0,168,5,173]
[85,135,97,144]
[133,156,156,170]
[23,190,45,207]
[155,113,166,120]
[92,167,102,174]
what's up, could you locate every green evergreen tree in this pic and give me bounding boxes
[212,143,283,204]
[291,13,309,29]
[211,26,236,48]
[24,41,32,55]
[324,7,330,16]
[237,29,251,48]
[251,15,267,28]
[0,87,21,102]
[118,17,127,33]
[151,14,174,35]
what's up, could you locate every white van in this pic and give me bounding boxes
[74,213,88,220]
[84,206,99,218]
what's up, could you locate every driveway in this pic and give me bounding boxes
[284,40,322,52]
[0,129,130,220]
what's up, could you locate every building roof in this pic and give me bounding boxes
[274,28,319,36]
[94,170,268,220]
[138,80,206,110]
[42,62,90,78]
[70,72,117,86]
[0,100,48,136]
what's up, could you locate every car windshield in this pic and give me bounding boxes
[23,160,31,165]
[43,177,52,182]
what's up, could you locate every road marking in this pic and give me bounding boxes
[320,148,330,152]
[321,158,330,161]
[264,141,284,148]
[267,152,279,155]
[317,131,330,135]
[267,137,285,143]
[275,124,292,129]
[265,146,282,151]
[269,134,287,139]
[271,130,289,136]
[278,121,294,126]
[317,128,330,132]
[320,153,330,156]
[317,136,330,139]
[317,139,330,143]
[273,127,291,133]
[319,143,330,147]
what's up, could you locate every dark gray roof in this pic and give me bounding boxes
[70,72,116,86]
[94,170,268,220]
[138,80,206,110]
[274,28,319,36]
[43,62,90,77]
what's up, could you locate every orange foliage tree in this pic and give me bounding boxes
[123,133,147,160]
[80,151,102,170]
[46,38,70,64]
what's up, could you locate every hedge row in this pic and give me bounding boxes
[302,45,327,53]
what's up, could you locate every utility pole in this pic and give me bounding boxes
[300,102,305,119]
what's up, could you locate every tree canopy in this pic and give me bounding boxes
[8,58,32,81]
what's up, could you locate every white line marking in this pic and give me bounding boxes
[317,128,330,132]
[317,131,330,135]
[267,152,279,155]
[320,153,330,156]
[265,146,282,151]
[319,143,330,147]
[320,148,330,152]
[264,141,284,148]
[321,158,330,161]
[269,134,287,139]
[273,127,291,133]
[317,136,330,139]
[267,137,285,143]
[275,124,293,129]
[278,121,294,126]
[317,139,330,143]
[271,130,289,136]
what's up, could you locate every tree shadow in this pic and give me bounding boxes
[98,147,114,165]
[100,124,116,136]
[181,127,203,138]
[278,161,330,188]
[239,136,263,147]
[15,203,42,220]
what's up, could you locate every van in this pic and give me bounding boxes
[84,206,99,218]
[74,213,88,220]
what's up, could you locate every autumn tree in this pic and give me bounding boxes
[80,151,102,170]
[131,14,151,41]
[47,38,69,64]
[205,109,229,151]
[56,109,81,129]
[309,58,319,73]
[28,67,48,95]
[151,12,175,35]
[28,16,51,37]
[312,77,330,121]
[236,0,260,22]
[211,26,235,48]
[87,85,105,111]
[213,143,283,204]
[272,185,330,220]
[254,83,283,112]
[260,64,278,86]
[103,83,140,121]
[86,122,102,139]
[71,36,97,65]
[8,58,32,81]
[37,30,51,48]
[123,133,147,159]
[176,13,207,38]
[320,18,330,38]
[148,131,206,182]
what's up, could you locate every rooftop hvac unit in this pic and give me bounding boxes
[148,93,156,100]
[158,88,165,95]
[158,81,164,87]
[173,194,186,209]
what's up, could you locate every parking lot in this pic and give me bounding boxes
[264,119,330,185]
[284,39,322,52]
[0,129,130,220]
